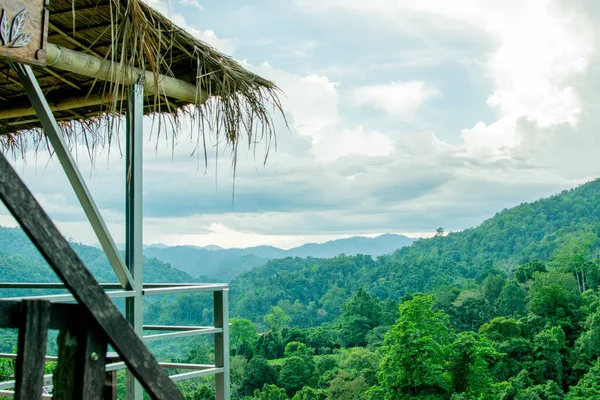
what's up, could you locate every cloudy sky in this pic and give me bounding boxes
[3,0,600,249]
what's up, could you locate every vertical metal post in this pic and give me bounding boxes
[214,289,230,400]
[125,83,144,400]
[11,62,134,290]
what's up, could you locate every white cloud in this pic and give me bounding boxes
[4,0,600,251]
[291,41,321,58]
[143,0,235,55]
[179,0,203,9]
[245,62,340,142]
[353,81,439,120]
[312,126,393,162]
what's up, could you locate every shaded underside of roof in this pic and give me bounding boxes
[0,0,282,153]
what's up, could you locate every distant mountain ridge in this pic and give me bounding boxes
[143,234,415,280]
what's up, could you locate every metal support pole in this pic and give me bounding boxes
[125,83,144,400]
[11,63,134,290]
[214,289,230,400]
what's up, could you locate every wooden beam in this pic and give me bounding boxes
[53,326,108,399]
[0,152,184,400]
[14,300,51,400]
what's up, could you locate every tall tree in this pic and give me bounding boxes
[265,306,292,332]
[376,295,452,399]
[230,318,258,357]
[449,331,500,397]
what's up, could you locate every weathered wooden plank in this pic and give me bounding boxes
[14,300,50,400]
[0,300,85,331]
[77,324,108,399]
[53,330,78,398]
[53,324,107,400]
[0,301,22,328]
[0,152,183,399]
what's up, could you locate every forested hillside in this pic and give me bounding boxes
[144,234,413,280]
[140,178,600,399]
[2,178,600,399]
[220,178,600,326]
[0,227,195,298]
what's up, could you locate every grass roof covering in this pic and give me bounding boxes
[0,0,284,159]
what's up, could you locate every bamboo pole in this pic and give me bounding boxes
[0,43,208,120]
[45,44,207,103]
[0,94,125,119]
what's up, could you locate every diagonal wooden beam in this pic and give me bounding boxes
[0,151,184,400]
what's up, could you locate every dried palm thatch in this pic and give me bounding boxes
[0,0,284,163]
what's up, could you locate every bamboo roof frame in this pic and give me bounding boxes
[0,0,285,160]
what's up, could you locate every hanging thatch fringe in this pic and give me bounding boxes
[0,0,286,164]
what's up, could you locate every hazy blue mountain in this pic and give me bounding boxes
[0,227,196,298]
[286,233,414,258]
[143,234,414,280]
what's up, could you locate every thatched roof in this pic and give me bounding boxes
[0,0,283,155]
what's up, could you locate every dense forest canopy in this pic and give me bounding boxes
[1,178,600,398]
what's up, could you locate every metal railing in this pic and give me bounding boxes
[0,282,230,399]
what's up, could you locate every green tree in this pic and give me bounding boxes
[479,317,533,382]
[514,260,547,283]
[448,297,493,332]
[292,386,327,400]
[575,306,600,362]
[252,384,289,400]
[190,385,215,400]
[495,280,527,317]
[567,358,600,399]
[284,342,313,359]
[279,356,316,397]
[481,274,506,305]
[339,288,383,347]
[328,371,369,400]
[242,357,278,396]
[265,306,292,332]
[230,318,257,357]
[449,331,500,397]
[376,295,452,399]
[529,284,584,333]
[530,327,568,386]
[340,347,380,387]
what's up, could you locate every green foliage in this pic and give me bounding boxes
[251,384,289,400]
[265,306,292,332]
[449,331,500,397]
[278,356,316,397]
[189,385,215,400]
[0,358,13,381]
[567,358,600,399]
[339,288,383,347]
[241,357,278,396]
[327,371,369,400]
[231,318,258,357]
[515,260,548,283]
[377,295,452,399]
[291,386,327,400]
[496,280,528,317]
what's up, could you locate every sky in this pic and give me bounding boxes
[2,0,600,249]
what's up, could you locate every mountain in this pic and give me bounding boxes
[286,233,414,258]
[221,178,600,325]
[143,234,414,280]
[0,227,196,297]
